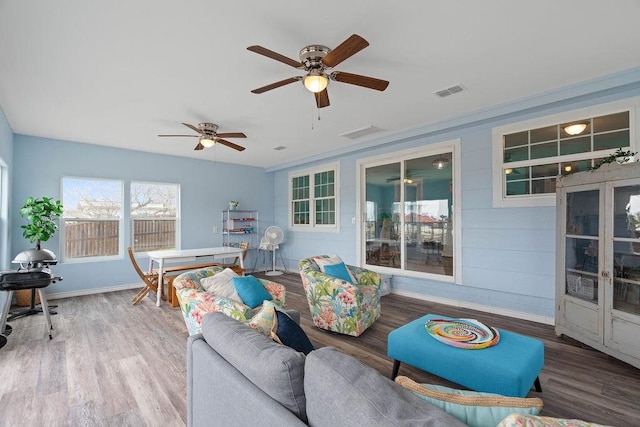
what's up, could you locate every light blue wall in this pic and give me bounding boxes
[270,68,640,320]
[11,135,273,295]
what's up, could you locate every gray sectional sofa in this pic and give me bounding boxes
[187,312,465,426]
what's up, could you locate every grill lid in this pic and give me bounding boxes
[12,248,57,265]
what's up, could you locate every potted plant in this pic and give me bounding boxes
[20,196,64,250]
[15,197,63,306]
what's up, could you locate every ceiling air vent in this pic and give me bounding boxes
[434,84,465,98]
[339,125,384,140]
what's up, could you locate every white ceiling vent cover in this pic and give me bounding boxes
[339,125,384,140]
[434,84,465,98]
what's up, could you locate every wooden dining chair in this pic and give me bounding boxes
[221,241,249,275]
[128,247,168,305]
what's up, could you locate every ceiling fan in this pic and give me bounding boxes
[158,122,246,151]
[247,34,389,108]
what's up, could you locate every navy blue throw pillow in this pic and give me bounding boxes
[275,310,315,355]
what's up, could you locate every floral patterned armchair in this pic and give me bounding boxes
[173,266,286,335]
[298,255,381,337]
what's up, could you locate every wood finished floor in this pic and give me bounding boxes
[1,272,639,426]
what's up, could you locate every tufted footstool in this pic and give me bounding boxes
[387,314,544,397]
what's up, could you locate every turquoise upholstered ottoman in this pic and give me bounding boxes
[387,314,544,397]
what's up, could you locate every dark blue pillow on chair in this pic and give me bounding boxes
[274,310,315,355]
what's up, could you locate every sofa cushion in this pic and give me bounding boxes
[233,275,273,308]
[202,312,307,422]
[304,347,466,426]
[201,268,242,302]
[395,376,543,427]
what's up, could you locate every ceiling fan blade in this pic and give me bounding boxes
[217,139,246,151]
[331,71,389,91]
[158,134,199,137]
[216,132,246,139]
[251,77,301,94]
[182,122,202,133]
[194,142,204,150]
[247,45,304,68]
[315,89,330,109]
[321,34,369,68]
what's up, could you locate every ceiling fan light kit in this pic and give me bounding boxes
[199,136,215,148]
[303,72,329,93]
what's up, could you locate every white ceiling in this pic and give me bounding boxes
[2,1,640,169]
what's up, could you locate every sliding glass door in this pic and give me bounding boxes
[361,147,456,278]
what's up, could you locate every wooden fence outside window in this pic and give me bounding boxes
[64,219,176,258]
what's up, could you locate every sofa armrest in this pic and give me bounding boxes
[347,265,381,288]
[177,287,253,322]
[257,278,286,307]
[173,266,224,291]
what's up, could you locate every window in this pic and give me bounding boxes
[289,163,339,230]
[131,182,179,252]
[358,142,460,280]
[493,98,638,207]
[62,177,122,261]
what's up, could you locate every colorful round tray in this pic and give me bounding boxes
[425,318,500,349]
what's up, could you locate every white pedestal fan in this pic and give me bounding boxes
[260,226,285,276]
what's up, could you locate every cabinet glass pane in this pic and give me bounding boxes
[613,185,640,238]
[565,237,598,302]
[566,190,599,236]
[613,279,640,315]
[612,185,640,314]
[613,241,640,314]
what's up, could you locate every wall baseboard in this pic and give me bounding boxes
[391,289,555,325]
[46,283,141,300]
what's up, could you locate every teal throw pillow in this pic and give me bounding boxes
[323,262,354,284]
[232,275,273,309]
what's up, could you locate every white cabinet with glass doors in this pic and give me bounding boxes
[556,162,640,369]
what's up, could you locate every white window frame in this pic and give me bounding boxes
[492,97,640,208]
[288,161,340,232]
[356,140,462,282]
[0,161,8,270]
[130,181,180,253]
[61,177,124,263]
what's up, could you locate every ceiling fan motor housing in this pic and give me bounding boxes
[199,123,219,134]
[299,45,331,70]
